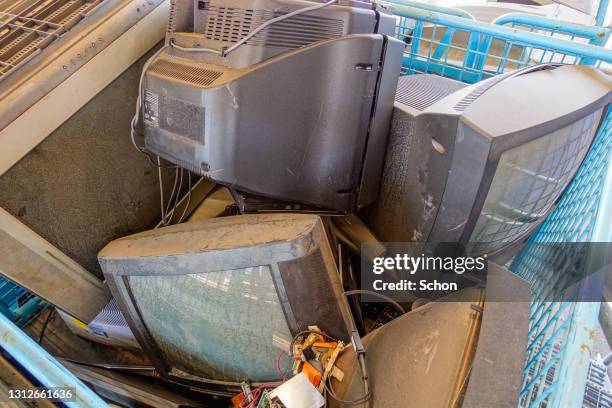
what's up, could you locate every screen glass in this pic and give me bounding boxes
[128,265,292,382]
[469,109,603,255]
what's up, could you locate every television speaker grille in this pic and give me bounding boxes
[395,74,466,111]
[278,249,349,341]
[148,59,224,87]
[204,6,344,48]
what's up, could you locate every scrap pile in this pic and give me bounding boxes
[232,326,354,408]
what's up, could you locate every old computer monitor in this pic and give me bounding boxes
[364,64,611,256]
[138,0,403,213]
[98,214,351,393]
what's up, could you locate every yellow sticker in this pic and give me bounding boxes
[71,316,89,331]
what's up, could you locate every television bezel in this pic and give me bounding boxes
[425,65,612,255]
[101,215,352,394]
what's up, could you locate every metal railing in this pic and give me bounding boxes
[0,312,109,407]
[492,13,610,47]
[0,0,107,81]
[391,4,612,83]
[510,110,611,408]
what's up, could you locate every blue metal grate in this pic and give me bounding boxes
[389,5,612,407]
[0,276,48,328]
[391,3,612,83]
[510,110,612,408]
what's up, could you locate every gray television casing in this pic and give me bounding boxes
[141,0,403,213]
[98,214,352,391]
[363,65,612,255]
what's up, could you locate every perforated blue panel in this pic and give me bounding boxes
[0,276,48,328]
[510,110,612,408]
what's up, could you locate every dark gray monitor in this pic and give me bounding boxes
[139,0,404,213]
[98,214,351,393]
[364,64,611,256]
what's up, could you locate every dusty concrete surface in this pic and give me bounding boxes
[0,44,178,279]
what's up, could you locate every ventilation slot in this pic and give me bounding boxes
[92,299,129,327]
[167,0,178,34]
[250,14,345,48]
[205,6,270,43]
[149,59,223,87]
[204,6,344,48]
[454,73,512,112]
[395,74,466,111]
[0,0,106,81]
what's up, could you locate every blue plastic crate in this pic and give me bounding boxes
[0,276,49,328]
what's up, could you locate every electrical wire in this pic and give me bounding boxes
[145,152,178,169]
[158,168,183,226]
[289,329,339,358]
[157,157,167,223]
[323,337,372,406]
[164,168,180,224]
[325,376,371,405]
[169,39,221,55]
[164,168,182,225]
[173,169,184,217]
[240,382,282,408]
[165,0,339,58]
[343,290,406,314]
[130,45,169,155]
[287,328,371,406]
[176,173,193,224]
[330,223,360,254]
[222,0,338,56]
[38,307,55,345]
[276,351,289,381]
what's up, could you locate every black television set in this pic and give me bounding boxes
[98,213,352,393]
[364,64,611,256]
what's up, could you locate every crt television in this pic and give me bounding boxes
[364,64,611,256]
[98,214,352,392]
[139,0,403,213]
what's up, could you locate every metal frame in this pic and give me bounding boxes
[0,0,107,81]
[492,13,610,47]
[595,0,610,26]
[0,312,109,407]
[0,0,169,176]
[510,108,612,408]
[0,275,48,327]
[385,0,476,19]
[391,4,612,83]
[0,208,110,322]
